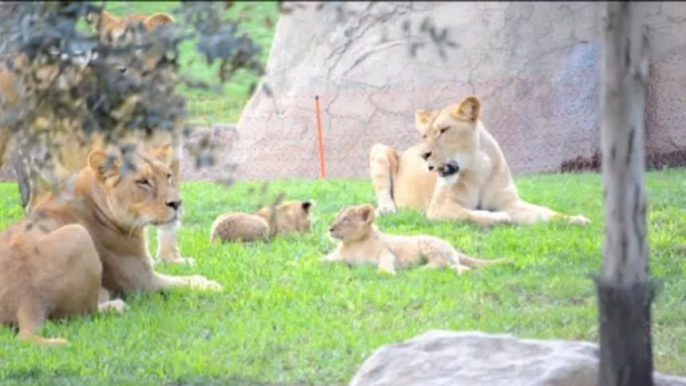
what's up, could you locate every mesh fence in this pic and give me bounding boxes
[183,50,686,183]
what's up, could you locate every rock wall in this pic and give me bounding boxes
[229,1,686,182]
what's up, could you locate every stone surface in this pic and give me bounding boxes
[349,330,686,386]
[229,1,686,181]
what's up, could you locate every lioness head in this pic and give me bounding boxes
[255,200,314,236]
[416,96,482,182]
[86,144,182,229]
[328,204,375,242]
[86,9,175,74]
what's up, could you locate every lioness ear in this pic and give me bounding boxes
[450,96,481,122]
[88,150,119,180]
[150,143,173,165]
[415,109,431,134]
[358,204,375,224]
[144,12,175,30]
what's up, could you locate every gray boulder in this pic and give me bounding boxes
[349,330,686,386]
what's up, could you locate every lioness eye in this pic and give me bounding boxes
[136,179,151,188]
[118,66,128,74]
[440,127,449,134]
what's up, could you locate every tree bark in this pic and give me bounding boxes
[596,2,654,386]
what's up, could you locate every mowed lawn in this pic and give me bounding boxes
[0,169,685,385]
[103,1,280,123]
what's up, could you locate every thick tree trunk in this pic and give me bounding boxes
[596,2,654,386]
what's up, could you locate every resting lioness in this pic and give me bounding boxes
[320,204,511,275]
[369,96,591,227]
[0,9,192,265]
[210,200,314,243]
[0,146,221,347]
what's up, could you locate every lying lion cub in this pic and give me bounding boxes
[320,204,511,275]
[0,146,221,347]
[210,200,314,243]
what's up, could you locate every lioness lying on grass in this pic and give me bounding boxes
[320,204,511,275]
[0,146,221,347]
[0,9,193,265]
[210,200,314,243]
[369,95,591,227]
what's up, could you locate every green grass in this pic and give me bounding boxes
[0,169,685,385]
[103,1,280,124]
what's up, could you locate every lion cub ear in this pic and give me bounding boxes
[358,204,376,224]
[450,96,481,123]
[88,150,120,181]
[301,200,315,213]
[150,143,173,165]
[144,12,175,30]
[415,109,431,134]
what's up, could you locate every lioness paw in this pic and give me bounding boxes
[570,215,591,226]
[98,299,128,314]
[187,276,223,291]
[160,256,195,266]
[375,202,397,216]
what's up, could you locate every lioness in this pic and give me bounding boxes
[320,204,511,275]
[369,96,591,227]
[210,200,314,243]
[0,146,221,347]
[0,9,192,265]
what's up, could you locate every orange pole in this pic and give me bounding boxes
[314,95,326,179]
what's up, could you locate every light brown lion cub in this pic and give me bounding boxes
[0,146,221,347]
[210,200,314,243]
[320,204,511,275]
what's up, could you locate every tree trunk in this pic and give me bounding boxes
[596,2,654,386]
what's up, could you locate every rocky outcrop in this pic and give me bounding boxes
[231,2,686,181]
[349,330,686,386]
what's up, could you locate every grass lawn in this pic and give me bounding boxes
[0,169,684,385]
[103,1,280,124]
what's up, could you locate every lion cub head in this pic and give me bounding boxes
[328,204,376,242]
[85,144,182,229]
[255,200,314,237]
[416,96,482,182]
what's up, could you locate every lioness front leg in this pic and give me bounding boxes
[369,143,399,215]
[427,200,511,227]
[148,272,223,292]
[504,200,591,226]
[156,221,195,265]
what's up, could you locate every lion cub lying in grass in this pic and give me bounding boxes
[320,204,511,275]
[210,200,314,243]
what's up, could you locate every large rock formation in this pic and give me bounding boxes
[349,330,686,386]
[231,2,686,182]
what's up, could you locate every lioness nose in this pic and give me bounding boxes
[329,227,334,232]
[421,151,432,160]
[167,200,182,210]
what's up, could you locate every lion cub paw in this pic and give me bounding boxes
[187,275,223,291]
[569,215,591,226]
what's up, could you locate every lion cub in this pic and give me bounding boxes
[210,200,314,243]
[320,204,511,275]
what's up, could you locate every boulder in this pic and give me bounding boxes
[349,330,686,386]
[231,1,686,182]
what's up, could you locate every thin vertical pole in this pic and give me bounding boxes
[315,95,326,179]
